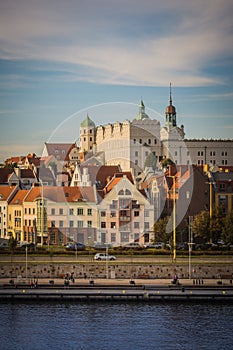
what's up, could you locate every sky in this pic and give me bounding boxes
[0,0,233,162]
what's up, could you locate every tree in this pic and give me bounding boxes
[191,210,210,243]
[222,210,233,244]
[153,216,170,244]
[210,206,225,243]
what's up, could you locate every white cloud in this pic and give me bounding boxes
[0,0,233,87]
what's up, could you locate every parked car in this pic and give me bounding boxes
[144,242,163,249]
[123,242,142,249]
[94,253,116,261]
[66,243,86,250]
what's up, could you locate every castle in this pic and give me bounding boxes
[78,87,233,175]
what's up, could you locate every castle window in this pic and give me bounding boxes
[148,139,151,144]
[90,129,92,134]
[154,139,157,144]
[90,137,92,141]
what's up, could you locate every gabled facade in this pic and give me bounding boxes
[97,174,154,246]
[0,186,18,239]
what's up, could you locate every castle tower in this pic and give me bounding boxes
[79,114,96,153]
[165,83,177,129]
[135,100,150,120]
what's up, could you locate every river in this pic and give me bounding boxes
[0,301,232,349]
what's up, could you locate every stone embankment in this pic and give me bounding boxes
[1,258,232,281]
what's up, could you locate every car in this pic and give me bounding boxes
[94,253,116,261]
[66,242,86,250]
[145,243,163,249]
[123,242,141,249]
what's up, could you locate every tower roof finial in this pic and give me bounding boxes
[170,82,172,106]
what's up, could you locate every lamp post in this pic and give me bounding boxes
[207,179,215,244]
[167,175,177,262]
[105,242,109,279]
[25,245,28,282]
[188,216,193,279]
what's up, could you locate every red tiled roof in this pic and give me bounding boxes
[0,168,14,184]
[45,143,76,161]
[20,169,36,179]
[0,186,17,201]
[9,190,29,205]
[80,165,120,188]
[25,186,96,203]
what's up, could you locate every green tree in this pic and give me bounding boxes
[191,210,210,243]
[210,206,225,243]
[222,210,233,244]
[153,216,170,244]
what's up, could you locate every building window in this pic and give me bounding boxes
[134,222,139,229]
[51,208,55,215]
[59,221,63,228]
[175,151,177,156]
[148,139,151,144]
[87,221,92,228]
[70,221,74,227]
[101,211,106,217]
[154,139,157,144]
[90,137,92,142]
[135,160,138,165]
[110,211,116,217]
[51,221,55,227]
[77,208,84,215]
[111,222,116,229]
[77,221,83,228]
[101,222,106,228]
[139,139,142,144]
[59,208,63,215]
[25,208,27,214]
[87,208,92,216]
[144,222,150,230]
[133,139,136,144]
[111,233,116,243]
[69,208,74,215]
[134,211,139,217]
[120,232,129,242]
[145,151,148,157]
[135,151,138,157]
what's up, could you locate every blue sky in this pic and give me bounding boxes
[0,0,233,162]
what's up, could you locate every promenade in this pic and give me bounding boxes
[1,276,233,302]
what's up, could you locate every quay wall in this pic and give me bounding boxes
[1,262,233,280]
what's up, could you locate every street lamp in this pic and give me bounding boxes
[167,175,177,262]
[188,216,194,279]
[105,242,109,279]
[207,179,215,244]
[25,245,28,283]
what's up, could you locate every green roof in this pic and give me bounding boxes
[80,114,95,128]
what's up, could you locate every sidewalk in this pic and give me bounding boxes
[1,276,232,287]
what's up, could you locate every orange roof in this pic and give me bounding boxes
[25,186,96,203]
[9,190,29,205]
[0,186,17,201]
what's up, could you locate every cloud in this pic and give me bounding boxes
[0,0,233,87]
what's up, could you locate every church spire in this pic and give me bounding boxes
[165,83,176,128]
[170,82,172,106]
